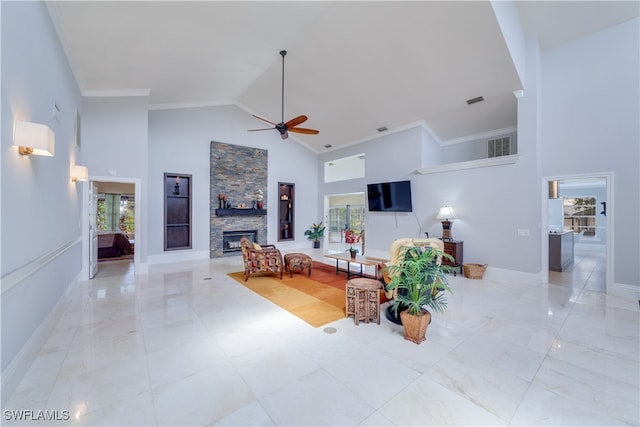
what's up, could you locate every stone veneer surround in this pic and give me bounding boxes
[210,141,268,257]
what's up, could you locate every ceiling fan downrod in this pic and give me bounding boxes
[280,50,286,124]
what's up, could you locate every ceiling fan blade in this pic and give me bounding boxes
[284,115,308,128]
[252,114,277,126]
[289,127,320,135]
[248,127,275,132]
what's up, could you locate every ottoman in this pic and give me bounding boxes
[283,253,313,278]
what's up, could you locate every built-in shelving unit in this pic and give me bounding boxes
[278,182,294,241]
[164,173,192,251]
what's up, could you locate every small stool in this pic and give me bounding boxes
[345,278,383,325]
[283,253,313,278]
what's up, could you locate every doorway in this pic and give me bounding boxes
[543,174,612,294]
[324,192,366,254]
[82,176,142,279]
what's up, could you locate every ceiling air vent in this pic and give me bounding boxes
[466,96,484,105]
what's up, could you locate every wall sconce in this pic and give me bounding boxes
[70,165,88,182]
[436,205,457,241]
[13,120,55,156]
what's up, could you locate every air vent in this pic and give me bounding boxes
[466,96,484,105]
[324,144,332,149]
[488,136,512,158]
[376,126,388,132]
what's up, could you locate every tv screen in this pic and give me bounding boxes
[367,180,413,212]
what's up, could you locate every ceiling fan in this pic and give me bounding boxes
[248,50,319,140]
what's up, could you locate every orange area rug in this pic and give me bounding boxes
[228,262,387,327]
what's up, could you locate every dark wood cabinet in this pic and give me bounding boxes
[441,239,463,275]
[549,231,574,271]
[164,173,192,250]
[278,182,294,241]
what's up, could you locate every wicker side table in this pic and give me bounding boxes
[345,278,383,325]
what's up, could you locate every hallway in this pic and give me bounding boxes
[548,246,607,293]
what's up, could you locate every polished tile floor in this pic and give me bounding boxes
[4,250,639,426]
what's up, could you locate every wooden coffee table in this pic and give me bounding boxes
[324,252,387,279]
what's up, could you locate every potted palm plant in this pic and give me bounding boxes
[384,245,453,344]
[304,222,326,248]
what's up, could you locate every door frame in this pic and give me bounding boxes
[81,176,142,279]
[541,171,613,294]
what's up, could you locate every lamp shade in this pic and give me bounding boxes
[71,165,89,182]
[436,206,457,220]
[13,120,55,156]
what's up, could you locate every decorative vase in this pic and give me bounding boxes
[349,250,357,259]
[313,240,320,249]
[257,201,263,209]
[286,202,292,222]
[399,310,431,344]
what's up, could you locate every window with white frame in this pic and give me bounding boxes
[563,196,596,236]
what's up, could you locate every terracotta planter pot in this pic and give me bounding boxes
[399,310,431,344]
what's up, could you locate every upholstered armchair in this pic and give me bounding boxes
[239,238,284,281]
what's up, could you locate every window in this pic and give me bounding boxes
[324,153,365,183]
[327,205,365,242]
[563,196,596,236]
[97,193,135,238]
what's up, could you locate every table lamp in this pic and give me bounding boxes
[436,206,457,240]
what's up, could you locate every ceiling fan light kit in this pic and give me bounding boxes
[248,50,319,140]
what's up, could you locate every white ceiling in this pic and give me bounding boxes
[46,1,638,153]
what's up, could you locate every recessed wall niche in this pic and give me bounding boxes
[210,141,268,257]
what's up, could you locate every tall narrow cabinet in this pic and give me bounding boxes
[164,173,192,250]
[278,182,294,241]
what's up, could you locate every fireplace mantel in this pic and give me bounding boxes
[215,208,267,217]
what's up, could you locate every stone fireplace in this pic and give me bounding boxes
[210,141,268,258]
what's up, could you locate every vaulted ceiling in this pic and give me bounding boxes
[46,1,638,153]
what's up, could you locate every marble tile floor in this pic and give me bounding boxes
[3,252,639,426]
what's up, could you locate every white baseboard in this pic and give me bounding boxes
[1,272,80,408]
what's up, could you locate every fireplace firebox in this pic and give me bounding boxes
[222,230,257,253]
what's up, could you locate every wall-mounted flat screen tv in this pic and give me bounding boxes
[367,180,413,212]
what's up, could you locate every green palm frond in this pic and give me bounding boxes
[384,245,453,315]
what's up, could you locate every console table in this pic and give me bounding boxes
[325,252,387,279]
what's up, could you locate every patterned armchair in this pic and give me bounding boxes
[239,238,284,281]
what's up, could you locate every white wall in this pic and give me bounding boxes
[541,18,640,288]
[82,96,149,266]
[147,105,320,261]
[1,0,82,393]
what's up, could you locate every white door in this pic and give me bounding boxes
[89,182,98,278]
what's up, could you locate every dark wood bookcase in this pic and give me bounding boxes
[164,173,192,250]
[278,182,294,241]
